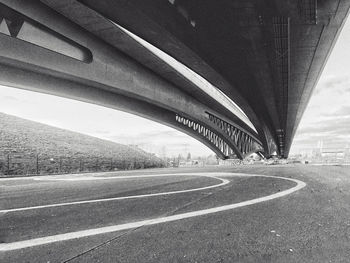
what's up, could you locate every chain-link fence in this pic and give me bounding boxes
[0,153,165,177]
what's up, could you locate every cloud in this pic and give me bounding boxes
[294,71,350,150]
[297,116,350,134]
[321,105,350,118]
[0,95,18,101]
[109,130,183,142]
[314,75,350,96]
[293,115,350,149]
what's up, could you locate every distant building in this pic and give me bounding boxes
[178,160,204,167]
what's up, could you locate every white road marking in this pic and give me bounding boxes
[0,173,306,251]
[0,173,229,213]
[32,173,212,181]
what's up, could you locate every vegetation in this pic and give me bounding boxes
[0,112,164,176]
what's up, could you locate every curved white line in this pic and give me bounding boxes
[32,173,217,181]
[0,173,229,213]
[0,173,306,251]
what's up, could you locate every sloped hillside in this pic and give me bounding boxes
[0,112,164,176]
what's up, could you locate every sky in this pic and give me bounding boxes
[0,16,349,157]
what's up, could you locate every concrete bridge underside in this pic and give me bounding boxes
[0,0,349,159]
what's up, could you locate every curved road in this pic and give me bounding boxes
[0,165,349,262]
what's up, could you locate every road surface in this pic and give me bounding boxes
[0,165,349,262]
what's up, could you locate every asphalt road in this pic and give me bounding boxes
[0,165,349,262]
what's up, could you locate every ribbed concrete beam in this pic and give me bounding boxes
[0,0,264,159]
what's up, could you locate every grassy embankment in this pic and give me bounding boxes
[0,113,164,176]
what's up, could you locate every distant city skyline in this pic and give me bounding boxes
[0,17,349,157]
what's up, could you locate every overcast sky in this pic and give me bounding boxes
[0,17,349,157]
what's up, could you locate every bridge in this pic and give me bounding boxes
[0,0,349,159]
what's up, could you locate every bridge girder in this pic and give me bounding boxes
[62,0,349,158]
[0,0,265,159]
[2,0,347,159]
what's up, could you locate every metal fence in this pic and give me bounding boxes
[0,153,164,176]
